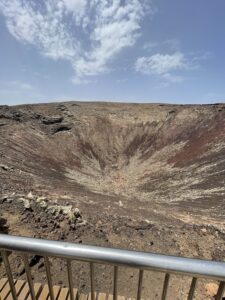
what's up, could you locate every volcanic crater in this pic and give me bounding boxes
[1,102,225,299]
[1,102,225,227]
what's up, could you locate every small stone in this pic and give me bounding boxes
[76,220,87,227]
[40,200,48,209]
[27,192,35,200]
[73,208,81,218]
[18,197,32,210]
[67,211,76,223]
[36,196,47,203]
[0,164,9,171]
[70,224,76,230]
[1,195,8,202]
[23,199,31,210]
[6,198,12,203]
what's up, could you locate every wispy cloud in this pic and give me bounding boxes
[135,51,209,84]
[135,52,188,82]
[0,0,152,83]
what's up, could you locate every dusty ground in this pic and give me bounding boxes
[0,102,225,299]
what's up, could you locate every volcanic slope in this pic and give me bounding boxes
[1,102,225,228]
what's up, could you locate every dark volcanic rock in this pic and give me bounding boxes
[42,115,63,125]
[0,106,24,121]
[51,123,72,134]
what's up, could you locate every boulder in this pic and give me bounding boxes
[42,116,63,125]
[51,124,72,134]
[0,106,24,121]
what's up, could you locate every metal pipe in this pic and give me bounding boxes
[215,282,225,300]
[113,266,118,300]
[67,259,74,300]
[44,256,55,300]
[161,273,170,300]
[137,270,144,300]
[1,234,225,281]
[22,254,36,300]
[90,262,95,300]
[1,251,18,300]
[187,277,197,300]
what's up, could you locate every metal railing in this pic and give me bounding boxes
[0,234,225,300]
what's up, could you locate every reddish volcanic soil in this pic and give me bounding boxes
[0,101,225,299]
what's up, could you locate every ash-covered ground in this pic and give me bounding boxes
[1,102,225,299]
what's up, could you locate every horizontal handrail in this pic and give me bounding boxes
[0,234,225,281]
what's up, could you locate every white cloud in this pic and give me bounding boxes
[0,0,151,83]
[135,52,191,83]
[135,52,188,75]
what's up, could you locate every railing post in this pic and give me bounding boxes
[90,262,95,300]
[113,266,118,300]
[187,277,197,300]
[137,269,144,300]
[22,254,36,300]
[44,256,55,300]
[67,259,75,300]
[215,281,225,300]
[1,251,17,300]
[161,273,170,300]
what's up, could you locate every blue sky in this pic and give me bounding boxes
[0,0,224,105]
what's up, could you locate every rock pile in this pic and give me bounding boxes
[0,106,24,122]
[1,192,87,231]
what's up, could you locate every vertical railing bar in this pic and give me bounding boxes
[161,273,170,300]
[44,256,55,300]
[1,251,18,300]
[113,266,118,300]
[137,269,144,300]
[22,254,36,300]
[215,281,225,300]
[90,262,95,300]
[187,277,197,300]
[67,259,75,300]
